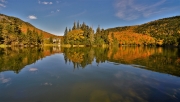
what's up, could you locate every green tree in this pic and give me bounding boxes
[64,27,69,44]
[27,28,32,45]
[88,27,94,45]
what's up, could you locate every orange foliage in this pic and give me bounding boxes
[108,27,156,45]
[107,47,156,63]
[67,52,84,63]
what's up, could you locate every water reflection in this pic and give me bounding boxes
[0,46,180,76]
[0,46,180,102]
[63,46,180,76]
[0,46,62,73]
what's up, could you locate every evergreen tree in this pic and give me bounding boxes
[64,27,69,44]
[72,21,76,30]
[77,21,80,29]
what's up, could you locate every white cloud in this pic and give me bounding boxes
[29,68,38,71]
[38,0,53,5]
[42,2,48,4]
[28,15,37,20]
[114,0,167,20]
[57,9,60,12]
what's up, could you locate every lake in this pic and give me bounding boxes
[0,46,180,102]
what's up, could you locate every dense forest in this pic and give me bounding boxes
[64,16,180,47]
[106,16,180,46]
[63,21,119,46]
[134,16,180,46]
[0,14,61,46]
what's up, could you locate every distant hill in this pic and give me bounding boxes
[106,16,180,46]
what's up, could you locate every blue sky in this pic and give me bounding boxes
[0,0,180,36]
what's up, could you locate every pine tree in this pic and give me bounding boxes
[77,21,80,29]
[72,21,76,30]
[64,27,69,44]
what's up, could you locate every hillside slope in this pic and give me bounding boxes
[106,16,180,46]
[0,14,57,38]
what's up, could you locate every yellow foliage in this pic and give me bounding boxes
[67,29,84,41]
[108,27,156,45]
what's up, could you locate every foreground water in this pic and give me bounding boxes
[0,46,180,102]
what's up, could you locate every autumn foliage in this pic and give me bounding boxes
[108,27,156,46]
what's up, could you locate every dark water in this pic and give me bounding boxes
[0,46,180,102]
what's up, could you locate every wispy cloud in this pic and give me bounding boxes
[51,9,60,13]
[0,0,7,8]
[114,0,168,20]
[46,9,60,17]
[0,74,11,83]
[28,15,37,20]
[0,0,6,3]
[0,3,6,7]
[38,0,53,5]
[68,10,87,18]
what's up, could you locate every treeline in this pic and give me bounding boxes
[64,20,177,46]
[63,21,117,46]
[63,16,180,47]
[134,16,180,46]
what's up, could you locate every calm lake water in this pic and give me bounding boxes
[0,46,180,102]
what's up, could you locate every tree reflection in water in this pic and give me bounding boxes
[0,46,180,76]
[63,46,180,76]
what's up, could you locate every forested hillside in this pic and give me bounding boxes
[134,16,180,46]
[106,16,180,46]
[64,16,180,47]
[0,14,60,46]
